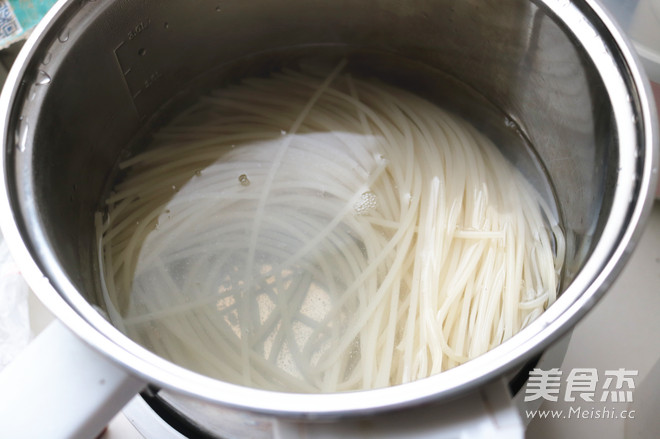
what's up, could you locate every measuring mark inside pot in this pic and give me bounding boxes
[114,17,163,115]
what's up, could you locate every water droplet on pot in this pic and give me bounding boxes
[138,48,147,56]
[42,52,52,65]
[16,117,29,152]
[35,70,51,86]
[58,28,70,43]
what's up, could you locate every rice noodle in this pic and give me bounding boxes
[97,62,564,393]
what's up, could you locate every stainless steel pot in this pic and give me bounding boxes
[0,0,657,437]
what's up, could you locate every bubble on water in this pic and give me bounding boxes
[354,191,377,215]
[239,174,250,186]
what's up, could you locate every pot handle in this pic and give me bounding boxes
[274,379,524,439]
[0,319,146,439]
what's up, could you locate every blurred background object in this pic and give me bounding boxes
[0,0,58,50]
[600,0,660,196]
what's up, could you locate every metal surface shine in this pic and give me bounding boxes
[0,0,657,424]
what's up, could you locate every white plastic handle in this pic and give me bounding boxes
[274,379,524,439]
[0,320,145,439]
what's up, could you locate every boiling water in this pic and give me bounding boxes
[97,53,563,393]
